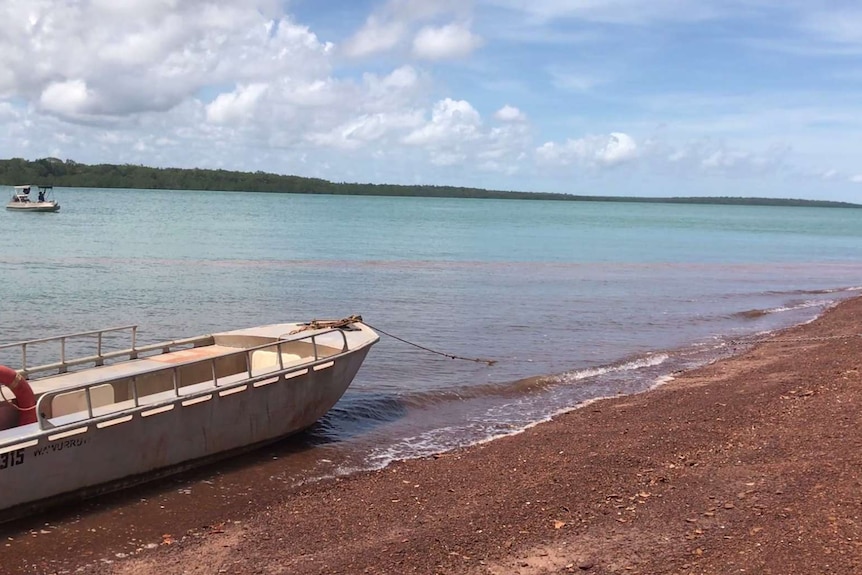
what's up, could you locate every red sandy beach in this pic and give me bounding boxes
[5,296,862,574]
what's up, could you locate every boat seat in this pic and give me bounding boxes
[250,350,303,376]
[41,357,311,426]
[51,384,115,418]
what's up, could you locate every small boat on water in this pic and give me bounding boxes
[0,318,378,521]
[6,185,60,212]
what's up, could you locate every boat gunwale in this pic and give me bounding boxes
[0,325,379,448]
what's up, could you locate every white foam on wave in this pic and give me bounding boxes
[555,353,669,384]
[351,366,680,475]
[341,352,679,474]
[766,299,832,314]
[824,286,862,293]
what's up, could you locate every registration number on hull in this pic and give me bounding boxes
[0,449,24,470]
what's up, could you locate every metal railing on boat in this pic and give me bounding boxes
[28,327,351,433]
[0,325,213,378]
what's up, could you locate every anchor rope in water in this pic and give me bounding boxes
[290,316,497,366]
[362,321,497,367]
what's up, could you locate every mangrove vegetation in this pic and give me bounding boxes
[0,157,857,208]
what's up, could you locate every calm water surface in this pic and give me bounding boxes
[2,187,862,480]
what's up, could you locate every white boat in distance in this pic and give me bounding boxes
[0,318,378,521]
[6,185,60,212]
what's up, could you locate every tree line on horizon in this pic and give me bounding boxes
[0,157,857,208]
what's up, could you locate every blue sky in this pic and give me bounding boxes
[1,0,861,201]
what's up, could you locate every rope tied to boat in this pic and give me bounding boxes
[361,321,497,366]
[289,315,497,366]
[289,315,365,334]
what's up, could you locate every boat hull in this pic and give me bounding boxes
[0,342,372,522]
[5,202,60,212]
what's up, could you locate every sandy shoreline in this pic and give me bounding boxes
[7,296,862,574]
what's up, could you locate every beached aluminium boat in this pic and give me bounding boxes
[6,185,60,212]
[0,318,378,521]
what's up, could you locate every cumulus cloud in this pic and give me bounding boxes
[0,0,854,199]
[0,0,332,122]
[404,98,482,146]
[296,66,428,151]
[342,16,407,58]
[396,98,532,169]
[361,66,426,112]
[412,23,483,60]
[537,132,638,167]
[39,80,93,117]
[478,123,531,174]
[0,0,469,174]
[206,84,268,124]
[307,111,425,150]
[495,105,527,122]
[342,0,473,59]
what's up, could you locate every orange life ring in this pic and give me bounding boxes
[0,365,37,426]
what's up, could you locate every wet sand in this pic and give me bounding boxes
[7,296,862,574]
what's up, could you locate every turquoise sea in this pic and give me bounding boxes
[2,187,862,489]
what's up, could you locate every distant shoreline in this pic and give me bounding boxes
[2,157,859,208]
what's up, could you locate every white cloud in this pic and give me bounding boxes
[429,151,468,166]
[307,111,424,150]
[412,23,483,60]
[495,105,527,122]
[279,79,338,108]
[395,98,532,171]
[404,98,482,146]
[342,16,407,58]
[851,174,862,184]
[602,133,639,165]
[206,84,268,124]
[361,66,426,112]
[39,80,92,117]
[661,140,791,177]
[0,0,332,121]
[342,0,472,59]
[537,132,638,167]
[479,123,531,173]
[0,0,859,201]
